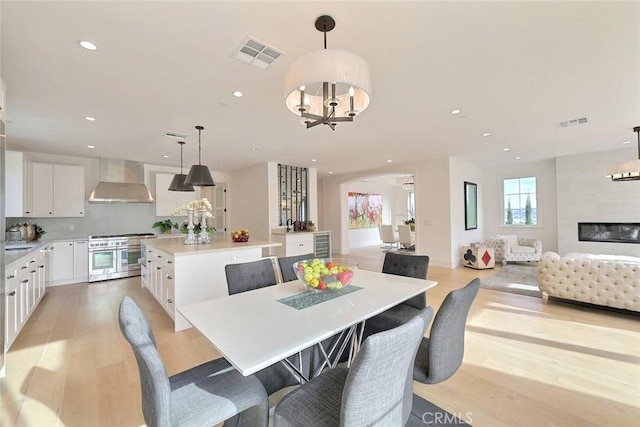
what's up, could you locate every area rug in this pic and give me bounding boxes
[480,264,542,298]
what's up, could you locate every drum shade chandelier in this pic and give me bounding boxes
[285,15,371,130]
[605,126,640,181]
[168,141,195,192]
[185,125,215,187]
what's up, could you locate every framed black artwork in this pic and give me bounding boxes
[464,181,477,230]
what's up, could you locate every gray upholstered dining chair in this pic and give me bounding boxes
[225,257,313,396]
[277,253,315,283]
[362,252,430,339]
[413,278,480,384]
[273,307,434,427]
[118,296,269,427]
[225,257,280,295]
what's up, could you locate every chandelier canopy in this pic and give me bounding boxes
[285,15,371,130]
[605,126,640,181]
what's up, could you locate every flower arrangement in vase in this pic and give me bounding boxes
[173,198,215,244]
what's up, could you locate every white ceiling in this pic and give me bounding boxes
[2,1,639,178]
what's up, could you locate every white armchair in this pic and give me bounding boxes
[484,234,542,265]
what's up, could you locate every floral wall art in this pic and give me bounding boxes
[348,192,383,229]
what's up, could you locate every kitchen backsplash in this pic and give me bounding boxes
[7,203,178,239]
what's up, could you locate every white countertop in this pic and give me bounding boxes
[5,242,48,268]
[145,235,281,257]
[271,229,329,235]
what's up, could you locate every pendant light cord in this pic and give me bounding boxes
[180,142,184,174]
[196,125,204,166]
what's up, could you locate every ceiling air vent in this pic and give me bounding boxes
[165,131,189,139]
[559,117,589,128]
[233,36,283,69]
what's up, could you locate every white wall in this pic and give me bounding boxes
[228,163,270,241]
[449,157,485,267]
[483,158,558,255]
[556,148,640,257]
[413,159,452,267]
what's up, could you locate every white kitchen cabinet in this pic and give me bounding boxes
[25,162,85,217]
[5,151,25,217]
[0,78,6,122]
[51,241,74,284]
[73,240,89,281]
[144,247,175,320]
[5,268,21,348]
[50,239,88,286]
[155,172,200,216]
[271,231,332,258]
[4,246,50,350]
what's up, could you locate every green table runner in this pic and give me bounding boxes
[278,285,363,310]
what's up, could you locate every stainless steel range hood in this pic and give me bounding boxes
[88,159,154,203]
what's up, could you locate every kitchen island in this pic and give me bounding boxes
[143,236,281,331]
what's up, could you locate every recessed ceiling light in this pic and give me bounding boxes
[516,156,522,160]
[329,171,333,174]
[450,109,461,115]
[232,91,244,98]
[622,140,631,145]
[78,40,97,51]
[87,145,95,149]
[311,159,317,162]
[482,133,491,137]
[503,148,510,152]
[85,116,96,121]
[386,159,393,163]
[250,147,258,151]
[163,155,169,158]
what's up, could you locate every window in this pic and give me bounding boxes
[278,164,308,226]
[407,191,415,221]
[503,177,537,225]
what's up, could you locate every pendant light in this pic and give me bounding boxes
[185,125,215,187]
[168,141,195,192]
[605,126,640,181]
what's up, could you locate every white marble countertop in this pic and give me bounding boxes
[5,242,49,268]
[145,235,281,257]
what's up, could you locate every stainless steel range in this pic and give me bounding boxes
[88,233,155,282]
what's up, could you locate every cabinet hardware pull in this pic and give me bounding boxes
[9,291,16,296]
[31,270,36,273]
[39,265,45,268]
[30,260,36,263]
[167,275,172,280]
[7,274,15,279]
[21,266,28,269]
[167,260,172,264]
[157,255,162,258]
[156,267,161,270]
[22,279,29,284]
[167,299,173,304]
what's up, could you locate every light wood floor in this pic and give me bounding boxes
[2,247,639,426]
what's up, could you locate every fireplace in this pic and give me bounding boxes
[578,222,640,244]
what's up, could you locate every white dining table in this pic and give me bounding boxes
[177,269,437,377]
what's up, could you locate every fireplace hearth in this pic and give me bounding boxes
[578,222,640,244]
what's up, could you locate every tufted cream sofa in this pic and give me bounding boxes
[484,235,542,265]
[537,252,640,312]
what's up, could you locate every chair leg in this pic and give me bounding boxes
[223,400,269,427]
